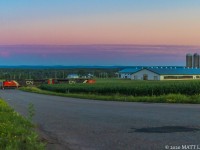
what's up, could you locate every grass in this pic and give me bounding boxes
[20,86,200,104]
[0,99,45,150]
[39,79,200,96]
[19,78,200,104]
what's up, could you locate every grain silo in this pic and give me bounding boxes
[193,53,200,68]
[186,53,193,68]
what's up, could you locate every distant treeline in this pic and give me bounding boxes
[0,68,120,80]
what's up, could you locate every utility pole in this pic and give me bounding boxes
[19,73,21,80]
[29,72,31,79]
[55,71,57,79]
[63,71,65,79]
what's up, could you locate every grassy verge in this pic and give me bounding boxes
[0,99,45,150]
[20,87,200,104]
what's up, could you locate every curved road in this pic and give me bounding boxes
[1,90,200,150]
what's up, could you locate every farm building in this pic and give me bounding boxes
[67,74,79,79]
[119,68,141,79]
[119,66,183,79]
[131,68,200,80]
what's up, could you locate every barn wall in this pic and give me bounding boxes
[131,69,160,80]
[160,75,200,80]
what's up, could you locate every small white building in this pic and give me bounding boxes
[67,74,79,79]
[119,68,141,79]
[131,68,200,80]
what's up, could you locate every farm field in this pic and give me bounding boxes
[0,99,45,150]
[21,79,200,104]
[39,79,200,96]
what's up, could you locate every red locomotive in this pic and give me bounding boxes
[2,80,20,89]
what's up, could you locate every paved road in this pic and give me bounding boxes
[1,90,200,150]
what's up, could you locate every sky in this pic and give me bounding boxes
[0,0,200,65]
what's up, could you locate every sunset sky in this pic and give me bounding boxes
[0,0,200,65]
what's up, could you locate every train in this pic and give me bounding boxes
[1,80,20,89]
[0,78,96,89]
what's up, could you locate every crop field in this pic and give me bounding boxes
[0,99,45,150]
[39,79,200,96]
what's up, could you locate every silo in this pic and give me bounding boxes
[193,53,200,68]
[186,53,193,68]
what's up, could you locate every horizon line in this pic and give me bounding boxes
[0,65,185,67]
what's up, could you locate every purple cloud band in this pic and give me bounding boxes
[0,45,199,65]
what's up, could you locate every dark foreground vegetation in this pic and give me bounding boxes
[0,68,119,80]
[0,99,45,150]
[21,79,200,104]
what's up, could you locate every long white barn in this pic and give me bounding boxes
[119,67,200,80]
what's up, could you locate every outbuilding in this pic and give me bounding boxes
[67,74,79,79]
[119,68,141,79]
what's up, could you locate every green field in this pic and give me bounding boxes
[0,99,45,150]
[40,79,200,96]
[21,79,200,103]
